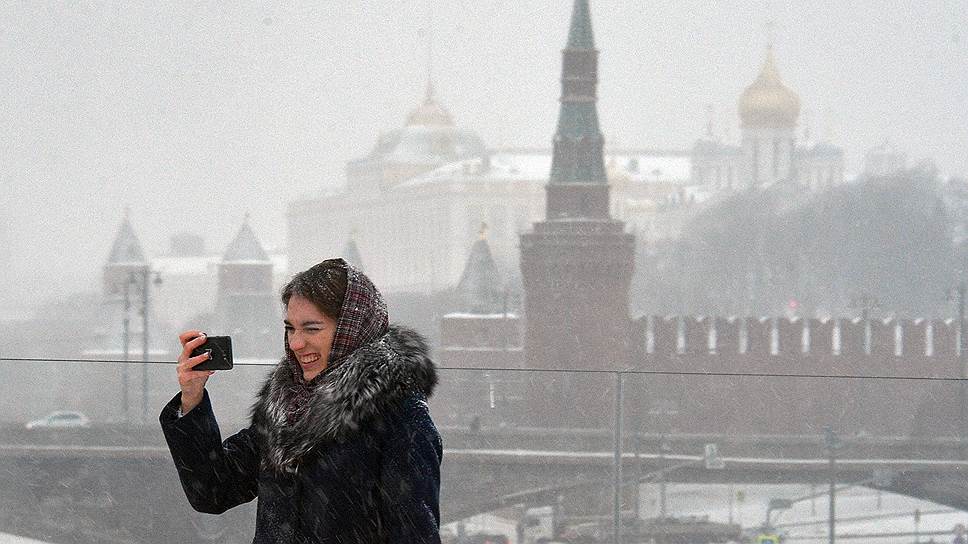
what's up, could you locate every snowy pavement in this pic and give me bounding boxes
[0,533,53,544]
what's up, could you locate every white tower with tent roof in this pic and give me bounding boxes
[216,214,278,358]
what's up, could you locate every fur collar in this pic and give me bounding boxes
[251,325,437,473]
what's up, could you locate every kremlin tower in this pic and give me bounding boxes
[519,0,636,425]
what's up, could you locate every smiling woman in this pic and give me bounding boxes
[159,258,442,544]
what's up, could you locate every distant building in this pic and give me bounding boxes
[690,46,846,192]
[94,213,288,360]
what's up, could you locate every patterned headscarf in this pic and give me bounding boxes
[282,259,389,421]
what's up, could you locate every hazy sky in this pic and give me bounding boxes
[1,1,966,312]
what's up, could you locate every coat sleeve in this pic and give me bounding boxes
[379,395,443,544]
[159,389,260,514]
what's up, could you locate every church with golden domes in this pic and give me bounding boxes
[691,45,845,192]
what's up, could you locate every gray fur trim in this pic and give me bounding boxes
[251,325,437,473]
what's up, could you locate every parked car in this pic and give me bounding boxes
[25,410,91,430]
[459,534,509,544]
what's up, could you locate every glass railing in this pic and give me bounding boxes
[1,357,967,544]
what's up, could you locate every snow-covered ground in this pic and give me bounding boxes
[656,483,962,544]
[0,533,53,544]
[445,483,966,544]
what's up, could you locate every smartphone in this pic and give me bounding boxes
[190,335,234,371]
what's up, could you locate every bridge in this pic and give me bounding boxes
[3,422,968,543]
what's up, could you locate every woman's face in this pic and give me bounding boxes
[284,295,338,381]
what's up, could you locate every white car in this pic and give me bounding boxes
[25,410,91,430]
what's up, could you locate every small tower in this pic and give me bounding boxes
[438,226,523,426]
[455,224,504,314]
[96,212,150,354]
[441,224,522,365]
[341,232,365,272]
[103,211,149,300]
[738,44,801,188]
[216,215,277,358]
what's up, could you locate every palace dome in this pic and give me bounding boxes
[368,82,486,163]
[405,82,454,127]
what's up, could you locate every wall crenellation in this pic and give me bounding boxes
[640,316,963,360]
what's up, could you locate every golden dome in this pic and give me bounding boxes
[738,47,800,128]
[406,81,454,127]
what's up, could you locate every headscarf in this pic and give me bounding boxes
[282,258,389,422]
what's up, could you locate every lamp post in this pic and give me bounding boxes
[658,437,672,518]
[121,275,133,423]
[648,399,678,519]
[134,268,162,424]
[824,426,842,544]
[947,281,966,456]
[612,372,624,544]
[958,281,966,456]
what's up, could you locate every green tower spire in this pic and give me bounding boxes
[566,0,595,49]
[547,0,608,218]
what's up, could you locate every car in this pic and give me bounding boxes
[459,534,509,544]
[25,410,91,430]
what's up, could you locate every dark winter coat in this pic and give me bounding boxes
[160,323,442,544]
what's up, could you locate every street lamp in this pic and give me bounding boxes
[953,281,967,455]
[658,437,672,518]
[824,426,842,544]
[648,399,679,519]
[125,268,162,424]
[120,275,134,423]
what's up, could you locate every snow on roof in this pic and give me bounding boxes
[152,255,218,276]
[396,148,691,189]
[151,253,288,277]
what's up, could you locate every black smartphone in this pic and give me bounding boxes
[190,335,234,371]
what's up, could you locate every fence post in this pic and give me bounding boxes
[613,372,624,544]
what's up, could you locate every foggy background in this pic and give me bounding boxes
[1,0,966,313]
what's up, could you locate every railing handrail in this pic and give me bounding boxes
[1,356,966,383]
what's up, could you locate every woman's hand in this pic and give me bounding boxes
[177,330,215,414]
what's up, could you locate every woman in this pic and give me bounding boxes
[159,258,442,543]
